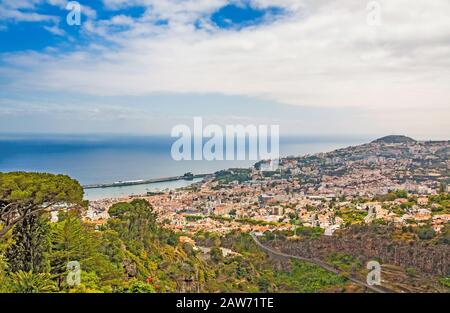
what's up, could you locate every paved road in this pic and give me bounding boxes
[250,233,392,293]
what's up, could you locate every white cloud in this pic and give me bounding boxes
[0,1,51,21]
[0,7,58,23]
[44,24,65,35]
[0,0,97,32]
[1,0,450,137]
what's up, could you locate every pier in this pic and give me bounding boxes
[83,173,210,189]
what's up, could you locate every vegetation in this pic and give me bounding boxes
[196,232,349,292]
[439,276,450,288]
[260,226,324,241]
[439,226,450,245]
[373,189,408,202]
[6,214,50,273]
[326,253,363,274]
[187,214,286,227]
[416,226,436,240]
[273,260,347,293]
[0,174,349,293]
[1,172,447,293]
[429,193,450,214]
[213,169,252,184]
[0,172,84,237]
[335,208,367,226]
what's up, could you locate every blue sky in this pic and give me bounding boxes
[0,0,449,139]
[211,3,284,29]
[0,1,283,52]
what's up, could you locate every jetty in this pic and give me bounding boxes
[83,173,210,189]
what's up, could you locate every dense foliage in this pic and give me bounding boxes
[0,172,84,237]
[1,172,448,293]
[0,192,349,293]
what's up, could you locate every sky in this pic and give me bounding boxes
[0,0,449,140]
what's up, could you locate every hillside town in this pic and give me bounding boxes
[85,136,450,238]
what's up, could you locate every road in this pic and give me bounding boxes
[250,233,392,293]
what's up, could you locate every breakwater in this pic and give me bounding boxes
[83,173,210,189]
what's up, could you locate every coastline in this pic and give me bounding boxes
[0,134,369,186]
[84,177,204,200]
[83,173,210,189]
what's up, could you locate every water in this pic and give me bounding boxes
[0,134,370,199]
[83,178,204,200]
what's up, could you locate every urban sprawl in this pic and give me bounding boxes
[83,136,450,242]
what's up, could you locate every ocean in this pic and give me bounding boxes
[0,134,370,200]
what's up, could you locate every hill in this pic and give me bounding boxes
[371,135,416,144]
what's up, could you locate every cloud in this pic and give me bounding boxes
[0,7,58,23]
[43,24,65,35]
[0,0,449,137]
[0,0,97,33]
[0,1,54,22]
[102,0,228,21]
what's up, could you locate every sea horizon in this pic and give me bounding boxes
[1,0,449,297]
[0,133,374,199]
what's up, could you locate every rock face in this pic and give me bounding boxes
[268,226,450,276]
[123,259,137,277]
[371,135,416,144]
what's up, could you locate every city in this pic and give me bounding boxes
[83,136,450,293]
[1,0,449,309]
[87,136,450,236]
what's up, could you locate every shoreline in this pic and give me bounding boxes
[83,173,211,189]
[84,177,205,201]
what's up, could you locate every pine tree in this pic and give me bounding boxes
[6,214,50,273]
[49,214,124,289]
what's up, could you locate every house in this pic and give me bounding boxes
[414,209,432,221]
[179,236,196,246]
[417,197,429,206]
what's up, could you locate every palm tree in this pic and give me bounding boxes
[7,270,58,293]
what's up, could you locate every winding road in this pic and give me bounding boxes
[250,233,392,293]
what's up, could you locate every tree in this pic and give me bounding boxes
[417,226,436,240]
[108,199,157,243]
[395,189,408,199]
[210,247,223,263]
[49,215,95,287]
[0,172,84,237]
[257,276,271,292]
[0,253,7,292]
[49,215,123,289]
[7,270,57,293]
[6,214,50,273]
[126,278,156,293]
[439,229,450,245]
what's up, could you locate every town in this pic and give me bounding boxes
[85,136,450,240]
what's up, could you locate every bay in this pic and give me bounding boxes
[0,134,370,200]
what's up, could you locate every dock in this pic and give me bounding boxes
[83,173,210,189]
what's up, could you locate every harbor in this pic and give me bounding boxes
[83,173,210,189]
[82,173,210,200]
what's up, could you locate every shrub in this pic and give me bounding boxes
[417,227,436,240]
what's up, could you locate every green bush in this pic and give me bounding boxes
[417,226,436,240]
